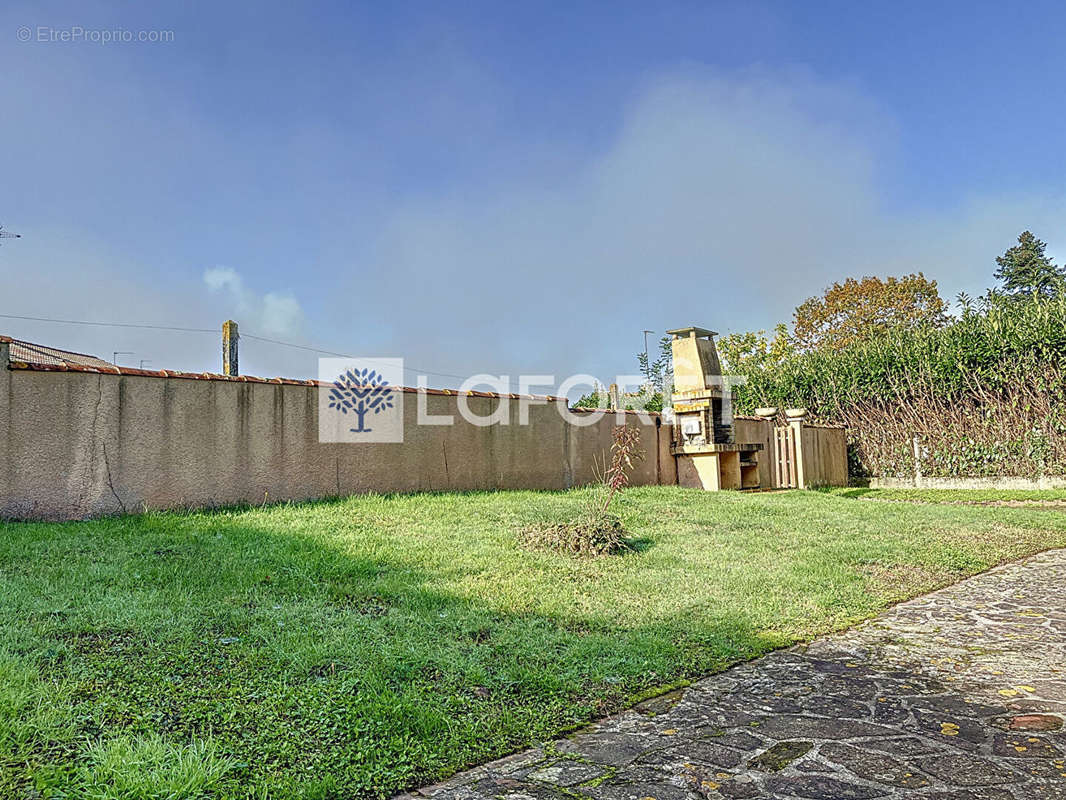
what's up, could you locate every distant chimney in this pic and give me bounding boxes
[222,320,239,376]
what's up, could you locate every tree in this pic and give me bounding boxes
[637,336,672,392]
[574,389,606,409]
[994,230,1065,298]
[327,367,394,432]
[792,273,947,351]
[717,324,794,375]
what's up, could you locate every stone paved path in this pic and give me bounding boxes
[401,549,1066,799]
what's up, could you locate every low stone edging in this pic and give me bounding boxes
[870,476,1066,490]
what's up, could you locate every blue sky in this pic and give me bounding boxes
[2,0,1065,387]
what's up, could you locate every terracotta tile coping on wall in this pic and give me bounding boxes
[5,359,665,415]
[6,359,843,424]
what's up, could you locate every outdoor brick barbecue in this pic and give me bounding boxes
[668,326,763,490]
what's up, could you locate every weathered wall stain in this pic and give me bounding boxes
[1,369,675,520]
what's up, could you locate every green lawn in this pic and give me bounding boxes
[4,487,1066,799]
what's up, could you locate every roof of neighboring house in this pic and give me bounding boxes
[0,335,114,368]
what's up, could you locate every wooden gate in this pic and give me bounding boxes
[773,425,798,488]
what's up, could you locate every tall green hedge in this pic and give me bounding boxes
[731,295,1066,478]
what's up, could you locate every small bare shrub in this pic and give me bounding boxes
[519,425,645,557]
[517,512,627,557]
[593,423,644,515]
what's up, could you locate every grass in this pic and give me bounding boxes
[831,487,1066,503]
[3,486,1066,798]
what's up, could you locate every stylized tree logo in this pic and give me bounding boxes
[327,367,395,433]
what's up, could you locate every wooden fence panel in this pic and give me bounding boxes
[773,425,797,488]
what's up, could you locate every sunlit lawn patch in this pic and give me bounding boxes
[3,487,1065,798]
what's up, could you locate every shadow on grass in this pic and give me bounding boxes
[86,486,593,525]
[623,536,656,553]
[2,512,782,800]
[833,487,876,499]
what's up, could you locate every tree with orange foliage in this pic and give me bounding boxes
[792,273,947,351]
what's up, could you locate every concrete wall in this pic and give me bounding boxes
[1,365,853,520]
[1,367,676,520]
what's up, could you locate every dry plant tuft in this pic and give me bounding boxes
[519,425,645,557]
[516,513,628,558]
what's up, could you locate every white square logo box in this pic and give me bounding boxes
[318,358,405,443]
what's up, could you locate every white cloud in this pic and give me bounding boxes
[202,266,242,294]
[202,267,304,338]
[5,59,1065,387]
[351,66,1066,380]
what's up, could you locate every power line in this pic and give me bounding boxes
[0,311,500,385]
[240,332,351,357]
[239,332,472,381]
[0,312,215,334]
